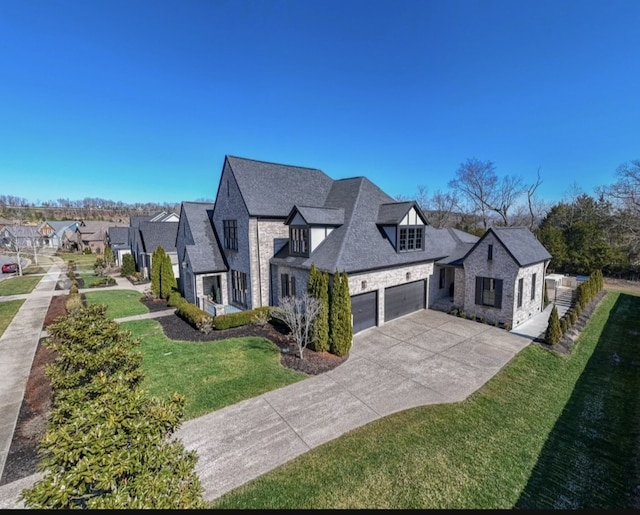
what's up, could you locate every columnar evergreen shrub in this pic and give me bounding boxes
[545,304,562,345]
[103,245,115,267]
[161,252,177,299]
[329,271,352,357]
[307,264,330,352]
[20,304,205,509]
[151,247,177,299]
[121,254,135,277]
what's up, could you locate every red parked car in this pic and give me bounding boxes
[2,263,18,273]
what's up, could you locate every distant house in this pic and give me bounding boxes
[63,221,124,254]
[175,155,552,331]
[107,226,131,266]
[38,220,81,249]
[133,220,180,279]
[0,224,43,249]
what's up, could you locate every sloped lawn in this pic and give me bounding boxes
[212,291,640,509]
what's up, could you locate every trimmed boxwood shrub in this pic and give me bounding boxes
[214,307,271,330]
[176,303,214,333]
[168,291,187,308]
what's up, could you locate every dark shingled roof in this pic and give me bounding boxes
[226,155,334,217]
[489,226,552,266]
[272,177,472,273]
[461,226,551,266]
[180,201,227,273]
[108,226,129,245]
[138,221,178,254]
[286,206,345,226]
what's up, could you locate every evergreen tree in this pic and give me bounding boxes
[150,247,165,298]
[160,251,177,299]
[329,271,352,357]
[545,304,562,345]
[121,253,135,277]
[307,264,329,352]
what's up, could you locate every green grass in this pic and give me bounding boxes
[122,319,308,420]
[55,252,99,272]
[83,290,148,319]
[0,299,24,337]
[0,275,41,296]
[212,291,640,509]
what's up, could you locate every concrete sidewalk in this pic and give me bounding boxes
[0,261,62,481]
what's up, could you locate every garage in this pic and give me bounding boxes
[350,291,377,333]
[384,280,426,322]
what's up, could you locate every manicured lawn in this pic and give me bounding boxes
[212,291,640,509]
[0,299,24,337]
[0,275,41,296]
[83,290,148,319]
[55,252,99,271]
[122,319,308,420]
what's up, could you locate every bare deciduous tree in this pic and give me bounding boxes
[448,158,498,229]
[274,292,322,360]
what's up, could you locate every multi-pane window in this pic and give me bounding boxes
[517,278,524,308]
[281,273,296,298]
[290,226,309,256]
[223,220,238,250]
[475,277,503,308]
[231,269,247,307]
[531,273,537,300]
[398,226,424,252]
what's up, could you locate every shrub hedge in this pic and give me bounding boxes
[214,307,271,330]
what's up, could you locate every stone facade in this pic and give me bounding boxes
[250,218,289,307]
[347,262,434,325]
[461,231,547,327]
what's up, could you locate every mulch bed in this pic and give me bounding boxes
[0,296,347,486]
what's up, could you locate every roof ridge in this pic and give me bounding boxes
[226,154,323,173]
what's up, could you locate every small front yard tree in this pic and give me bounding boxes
[276,292,322,360]
[545,304,562,345]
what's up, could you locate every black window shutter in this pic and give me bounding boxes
[475,277,482,305]
[291,276,296,297]
[495,279,503,309]
[281,274,288,297]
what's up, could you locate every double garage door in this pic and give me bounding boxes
[350,279,427,334]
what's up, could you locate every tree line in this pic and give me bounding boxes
[399,158,640,279]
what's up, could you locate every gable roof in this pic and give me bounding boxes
[464,226,552,266]
[44,220,81,233]
[108,226,129,246]
[273,177,473,273]
[180,201,227,273]
[285,206,345,226]
[377,201,428,225]
[224,155,334,217]
[138,221,179,254]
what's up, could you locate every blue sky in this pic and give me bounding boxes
[1,0,639,207]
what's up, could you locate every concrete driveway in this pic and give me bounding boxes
[175,308,530,502]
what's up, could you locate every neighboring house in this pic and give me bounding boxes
[63,221,123,254]
[107,226,131,266]
[38,220,81,249]
[133,220,180,279]
[0,224,43,249]
[178,155,552,332]
[175,201,228,314]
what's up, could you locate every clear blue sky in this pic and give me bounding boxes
[1,0,639,206]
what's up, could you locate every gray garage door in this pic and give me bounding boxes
[351,291,377,333]
[384,280,426,322]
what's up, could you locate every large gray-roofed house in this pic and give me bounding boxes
[181,154,552,332]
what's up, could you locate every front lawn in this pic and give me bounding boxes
[122,319,308,420]
[212,291,640,509]
[0,299,24,337]
[83,290,148,319]
[0,275,41,296]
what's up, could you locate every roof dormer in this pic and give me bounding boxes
[285,205,344,256]
[377,201,428,252]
